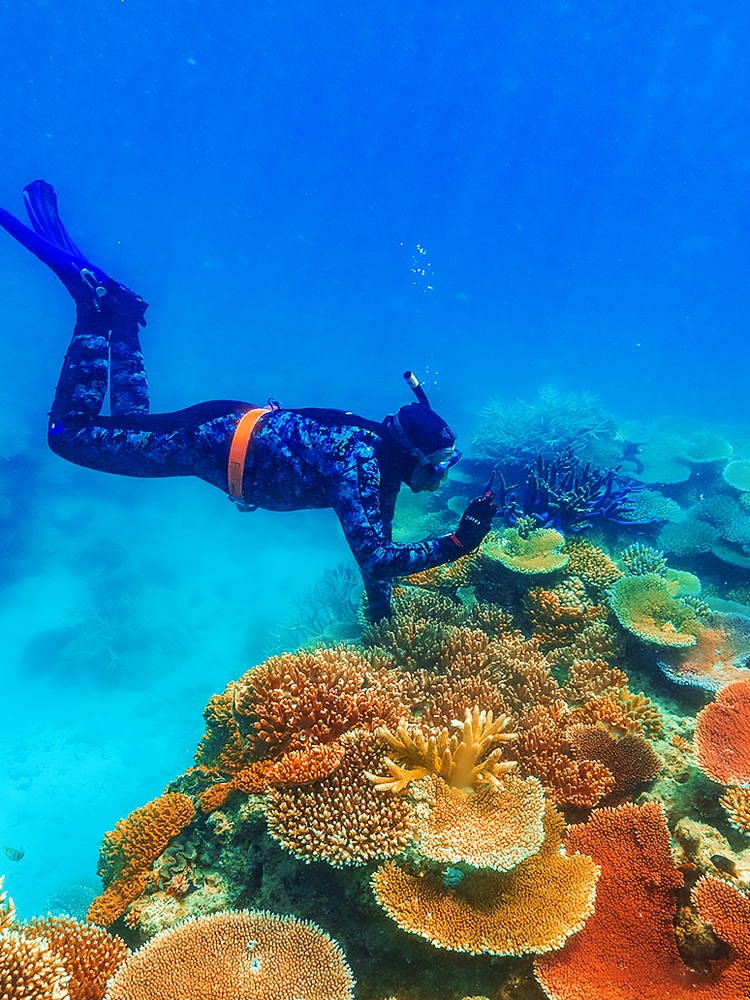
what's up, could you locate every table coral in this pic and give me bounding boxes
[482,526,568,575]
[88,792,195,927]
[608,573,703,647]
[265,730,416,866]
[694,678,750,784]
[414,775,546,871]
[535,802,750,999]
[103,909,355,1000]
[659,614,750,691]
[20,916,130,1000]
[372,804,597,957]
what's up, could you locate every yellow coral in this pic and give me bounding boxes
[0,875,15,930]
[565,537,622,590]
[482,526,568,575]
[370,707,517,792]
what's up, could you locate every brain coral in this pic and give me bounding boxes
[608,573,702,647]
[103,909,355,1000]
[694,677,750,784]
[372,804,597,957]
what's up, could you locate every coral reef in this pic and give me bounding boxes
[608,573,703,647]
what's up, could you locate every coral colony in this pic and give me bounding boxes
[5,394,750,999]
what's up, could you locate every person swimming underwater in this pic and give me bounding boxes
[0,181,496,620]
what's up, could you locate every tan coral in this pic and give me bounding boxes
[0,874,15,930]
[565,538,622,590]
[372,804,598,956]
[415,774,546,872]
[721,785,750,835]
[266,730,416,867]
[103,909,354,1000]
[0,931,70,1000]
[20,915,130,1000]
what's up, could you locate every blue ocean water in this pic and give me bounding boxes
[0,0,748,926]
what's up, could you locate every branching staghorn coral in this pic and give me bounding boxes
[368,707,517,792]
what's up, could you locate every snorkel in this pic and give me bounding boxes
[385,371,462,489]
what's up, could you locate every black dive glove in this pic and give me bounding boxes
[451,493,497,552]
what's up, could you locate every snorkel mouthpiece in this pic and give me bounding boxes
[403,370,431,407]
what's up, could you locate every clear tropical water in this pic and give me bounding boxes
[0,0,748,958]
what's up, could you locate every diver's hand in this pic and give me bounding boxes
[451,494,497,551]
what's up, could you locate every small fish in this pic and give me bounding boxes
[711,853,736,875]
[2,846,24,863]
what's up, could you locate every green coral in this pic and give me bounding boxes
[608,573,703,647]
[482,526,568,575]
[620,543,667,577]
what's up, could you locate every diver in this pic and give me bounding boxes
[0,181,497,620]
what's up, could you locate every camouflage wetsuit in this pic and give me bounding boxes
[47,303,460,618]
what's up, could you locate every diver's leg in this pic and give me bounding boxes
[48,299,111,434]
[109,301,150,418]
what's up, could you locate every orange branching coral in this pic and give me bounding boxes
[548,620,624,671]
[0,931,70,1000]
[88,792,195,927]
[235,647,404,756]
[0,874,15,930]
[721,785,750,835]
[21,916,130,1000]
[194,685,247,775]
[691,875,750,957]
[565,538,622,591]
[566,694,643,737]
[199,743,346,812]
[103,909,355,1000]
[266,730,416,867]
[491,631,562,716]
[525,578,607,648]
[561,658,629,704]
[566,725,662,801]
[372,804,597,957]
[415,774,546,872]
[370,707,517,792]
[535,803,750,999]
[515,717,615,809]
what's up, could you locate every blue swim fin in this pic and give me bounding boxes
[0,181,147,323]
[0,180,110,294]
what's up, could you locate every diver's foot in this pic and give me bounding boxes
[0,181,147,323]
